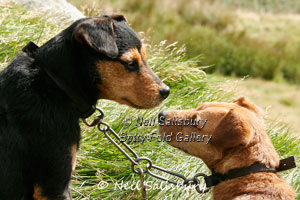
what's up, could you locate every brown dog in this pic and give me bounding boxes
[158,97,295,200]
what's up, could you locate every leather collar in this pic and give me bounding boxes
[205,156,296,187]
[22,41,96,118]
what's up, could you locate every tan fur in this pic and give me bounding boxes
[71,144,77,174]
[33,185,47,200]
[32,145,77,200]
[120,48,143,63]
[73,27,88,45]
[159,97,295,199]
[215,172,295,200]
[97,47,163,109]
[107,14,128,22]
[140,44,147,60]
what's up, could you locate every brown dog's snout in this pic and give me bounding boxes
[159,85,170,99]
[158,110,167,124]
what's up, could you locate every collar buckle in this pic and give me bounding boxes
[277,156,296,172]
[22,41,39,57]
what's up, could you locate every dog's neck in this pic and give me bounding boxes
[32,30,100,118]
[211,127,280,174]
[212,171,294,200]
[212,144,279,175]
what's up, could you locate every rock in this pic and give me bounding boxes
[1,0,85,23]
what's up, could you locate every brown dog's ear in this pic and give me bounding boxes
[234,97,265,119]
[211,109,252,148]
[74,16,118,58]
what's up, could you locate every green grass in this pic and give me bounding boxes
[221,0,300,14]
[279,98,295,107]
[71,0,300,84]
[1,2,300,199]
[0,3,63,70]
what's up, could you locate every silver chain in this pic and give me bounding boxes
[82,107,210,198]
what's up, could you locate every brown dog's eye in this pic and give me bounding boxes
[124,61,139,72]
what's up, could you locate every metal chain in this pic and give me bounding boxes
[82,107,211,196]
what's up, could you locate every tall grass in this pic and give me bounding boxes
[1,2,300,199]
[72,0,300,84]
[0,3,64,70]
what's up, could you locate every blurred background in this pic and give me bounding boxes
[70,0,300,135]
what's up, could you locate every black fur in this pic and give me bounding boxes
[0,16,141,200]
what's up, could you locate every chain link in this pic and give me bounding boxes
[83,107,211,196]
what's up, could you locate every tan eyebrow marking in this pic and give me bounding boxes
[120,43,147,65]
[120,48,142,64]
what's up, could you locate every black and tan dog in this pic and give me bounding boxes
[0,15,169,200]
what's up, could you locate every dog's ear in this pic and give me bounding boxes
[211,109,252,148]
[234,97,265,119]
[74,16,119,58]
[193,114,207,129]
[105,14,128,22]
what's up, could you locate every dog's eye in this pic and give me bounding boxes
[125,61,139,72]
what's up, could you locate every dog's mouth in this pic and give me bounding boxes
[121,97,145,109]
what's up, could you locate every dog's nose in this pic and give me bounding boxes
[158,110,166,123]
[160,85,170,99]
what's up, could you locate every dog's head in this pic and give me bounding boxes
[158,97,279,174]
[71,14,169,109]
[36,15,169,111]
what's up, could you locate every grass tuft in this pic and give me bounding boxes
[0,2,67,70]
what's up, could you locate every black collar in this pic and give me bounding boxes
[22,41,96,118]
[205,156,296,187]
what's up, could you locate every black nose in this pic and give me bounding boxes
[158,110,166,123]
[160,85,170,99]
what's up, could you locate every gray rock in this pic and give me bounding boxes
[1,0,85,23]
